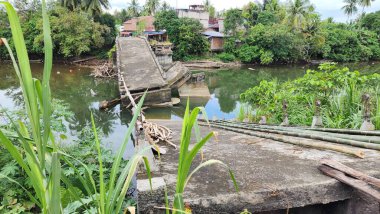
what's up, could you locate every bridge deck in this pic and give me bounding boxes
[118,37,167,92]
[138,120,380,213]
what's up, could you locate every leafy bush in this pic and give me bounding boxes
[154,10,209,60]
[34,7,111,57]
[320,23,380,62]
[241,63,380,127]
[217,52,236,62]
[237,44,260,63]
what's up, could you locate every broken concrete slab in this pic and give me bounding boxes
[137,120,380,214]
[178,82,211,98]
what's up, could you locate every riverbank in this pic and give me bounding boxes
[182,60,242,69]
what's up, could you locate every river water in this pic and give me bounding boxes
[1,61,379,150]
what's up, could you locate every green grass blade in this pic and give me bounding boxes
[1,38,22,80]
[60,154,97,197]
[173,193,185,214]
[143,156,153,191]
[185,132,214,165]
[50,152,61,213]
[114,151,152,213]
[110,145,153,212]
[178,132,214,192]
[0,130,30,175]
[0,1,42,164]
[106,92,146,210]
[183,159,239,192]
[90,112,105,213]
[40,0,53,152]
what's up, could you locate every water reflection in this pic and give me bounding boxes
[1,61,379,150]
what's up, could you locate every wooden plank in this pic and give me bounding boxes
[321,159,380,188]
[318,165,380,202]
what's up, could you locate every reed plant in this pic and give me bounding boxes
[172,102,238,213]
[0,0,61,212]
[0,1,152,213]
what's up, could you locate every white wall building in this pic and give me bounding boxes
[176,5,210,29]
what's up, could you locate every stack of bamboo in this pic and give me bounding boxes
[199,120,380,158]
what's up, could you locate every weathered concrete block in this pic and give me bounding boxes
[137,177,167,214]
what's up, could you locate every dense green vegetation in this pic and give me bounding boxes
[1,2,237,213]
[0,0,115,59]
[154,10,209,60]
[240,63,380,129]
[222,0,380,64]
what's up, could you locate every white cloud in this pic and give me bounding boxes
[109,0,380,22]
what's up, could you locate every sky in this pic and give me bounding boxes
[109,0,380,23]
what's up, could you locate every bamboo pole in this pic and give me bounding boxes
[305,127,380,136]
[200,123,365,158]
[216,120,380,144]
[209,121,380,151]
[202,119,380,136]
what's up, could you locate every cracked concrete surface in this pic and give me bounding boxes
[137,120,380,213]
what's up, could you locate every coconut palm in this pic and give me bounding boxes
[359,0,374,8]
[286,0,314,30]
[60,0,81,10]
[161,1,171,11]
[127,0,140,17]
[83,0,110,16]
[144,0,160,15]
[265,0,280,12]
[342,0,358,20]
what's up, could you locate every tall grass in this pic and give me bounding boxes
[173,102,238,213]
[322,83,369,129]
[0,0,61,212]
[374,91,380,130]
[0,1,152,213]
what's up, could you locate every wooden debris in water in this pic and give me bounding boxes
[144,121,177,149]
[99,98,121,110]
[91,62,116,78]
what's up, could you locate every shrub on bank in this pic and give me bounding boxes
[240,63,380,129]
[217,52,236,62]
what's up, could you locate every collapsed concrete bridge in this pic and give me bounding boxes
[116,37,191,106]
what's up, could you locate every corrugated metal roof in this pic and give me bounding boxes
[202,31,225,38]
[144,31,167,35]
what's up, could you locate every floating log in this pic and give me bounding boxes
[201,122,365,158]
[210,121,380,151]
[320,159,380,188]
[99,98,121,110]
[72,56,97,63]
[148,98,180,108]
[318,165,380,202]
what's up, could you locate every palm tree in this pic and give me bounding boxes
[60,0,81,11]
[342,0,358,21]
[265,0,280,12]
[204,0,210,10]
[127,0,140,17]
[286,0,314,30]
[83,0,110,16]
[145,0,160,15]
[359,0,373,8]
[161,1,170,11]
